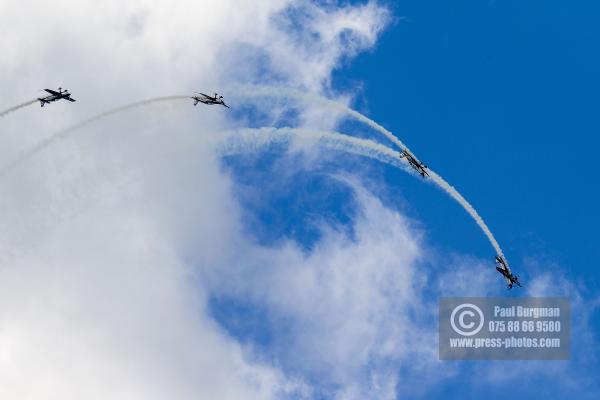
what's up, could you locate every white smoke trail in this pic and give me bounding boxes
[0,112,502,267]
[232,85,408,150]
[232,85,506,263]
[0,125,405,266]
[0,99,38,118]
[219,127,408,171]
[0,90,506,264]
[222,126,504,258]
[427,171,504,258]
[0,96,189,179]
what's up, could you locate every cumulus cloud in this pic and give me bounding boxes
[202,180,435,398]
[0,1,407,399]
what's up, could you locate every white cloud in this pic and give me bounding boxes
[0,212,295,400]
[0,1,400,399]
[201,179,440,399]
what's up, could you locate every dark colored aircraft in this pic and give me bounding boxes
[38,88,76,107]
[495,255,521,289]
[400,149,429,177]
[191,92,230,108]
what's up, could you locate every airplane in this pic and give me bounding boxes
[495,255,521,289]
[400,149,429,177]
[191,92,230,108]
[38,87,76,107]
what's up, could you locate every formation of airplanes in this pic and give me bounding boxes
[38,88,76,107]
[495,255,521,289]
[397,149,521,288]
[34,86,522,289]
[38,88,231,109]
[397,148,522,288]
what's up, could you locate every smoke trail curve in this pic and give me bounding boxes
[0,91,506,262]
[0,126,409,267]
[0,99,38,118]
[231,85,409,151]
[232,85,506,261]
[427,170,504,258]
[219,127,408,171]
[0,96,189,179]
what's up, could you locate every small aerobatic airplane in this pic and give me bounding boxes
[38,87,76,107]
[191,92,230,108]
[400,149,429,177]
[495,255,521,289]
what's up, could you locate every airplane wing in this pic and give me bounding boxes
[65,97,76,102]
[44,89,60,95]
[496,266,513,285]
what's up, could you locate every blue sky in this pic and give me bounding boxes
[216,1,600,398]
[334,0,600,279]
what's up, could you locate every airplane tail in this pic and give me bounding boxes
[514,279,522,287]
